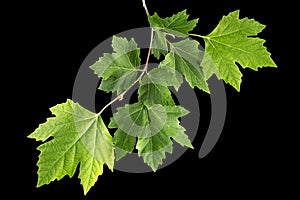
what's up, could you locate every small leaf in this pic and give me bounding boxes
[161,38,210,93]
[90,36,141,95]
[201,10,277,91]
[148,10,198,37]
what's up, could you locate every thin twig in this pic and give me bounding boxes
[142,0,150,16]
[189,33,210,39]
[144,28,154,72]
[98,91,126,115]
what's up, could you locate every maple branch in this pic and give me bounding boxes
[98,28,154,116]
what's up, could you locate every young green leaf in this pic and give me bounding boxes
[148,10,198,37]
[161,38,210,93]
[148,10,198,59]
[201,10,277,91]
[110,103,192,171]
[28,99,114,194]
[90,36,141,95]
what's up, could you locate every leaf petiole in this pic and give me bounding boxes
[189,33,210,39]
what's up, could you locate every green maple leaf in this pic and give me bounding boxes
[201,10,277,91]
[148,10,198,37]
[161,38,210,93]
[90,36,141,95]
[148,10,198,59]
[28,99,114,194]
[136,104,193,171]
[109,102,192,171]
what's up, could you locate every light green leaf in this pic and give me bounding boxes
[148,10,198,37]
[161,38,210,93]
[90,36,141,95]
[201,10,277,91]
[28,99,114,194]
[172,126,193,149]
[148,10,199,59]
[137,143,173,172]
[110,103,192,171]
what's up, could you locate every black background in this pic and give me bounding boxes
[4,0,297,199]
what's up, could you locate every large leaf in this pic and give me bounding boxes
[201,10,277,91]
[90,36,141,95]
[136,104,192,171]
[109,103,192,171]
[28,99,114,194]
